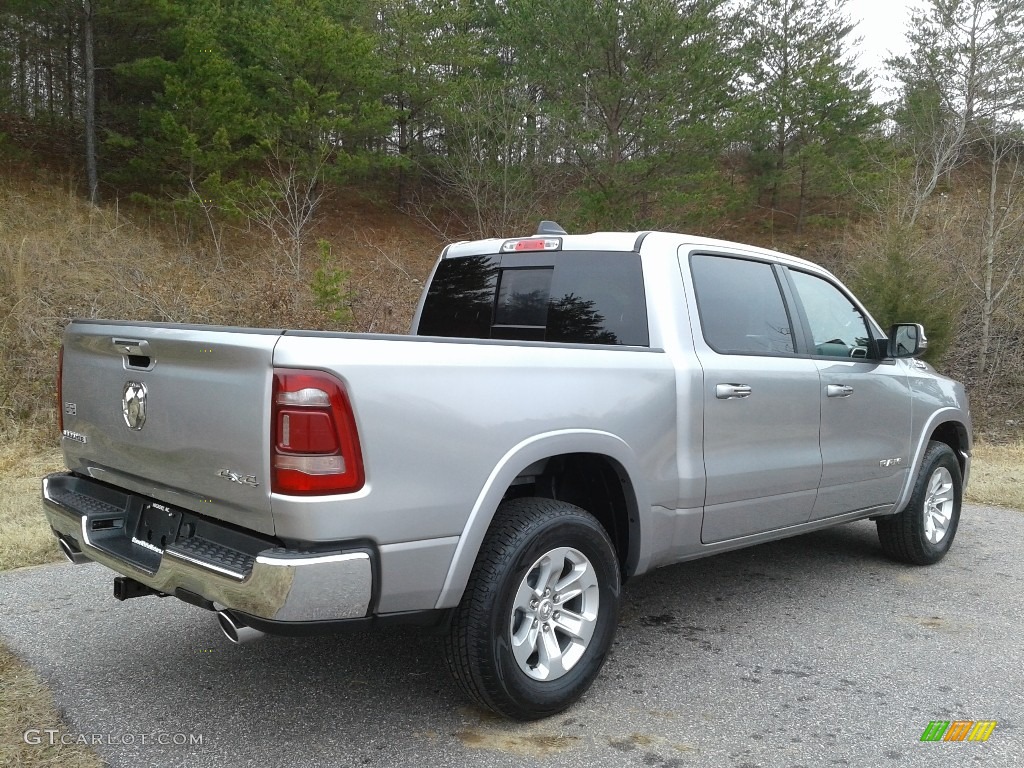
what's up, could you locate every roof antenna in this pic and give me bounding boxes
[536,220,567,236]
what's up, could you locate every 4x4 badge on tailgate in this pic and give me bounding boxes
[217,469,259,488]
[122,381,147,430]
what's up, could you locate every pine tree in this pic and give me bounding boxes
[501,0,741,228]
[740,0,880,231]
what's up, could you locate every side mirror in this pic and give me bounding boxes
[888,323,928,358]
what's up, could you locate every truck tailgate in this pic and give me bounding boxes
[60,321,282,535]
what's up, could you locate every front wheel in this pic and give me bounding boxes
[876,441,963,565]
[444,498,620,720]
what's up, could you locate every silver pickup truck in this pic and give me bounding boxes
[43,225,971,720]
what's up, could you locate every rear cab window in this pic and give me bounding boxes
[417,251,649,346]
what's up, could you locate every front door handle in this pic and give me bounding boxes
[827,384,854,398]
[716,384,752,400]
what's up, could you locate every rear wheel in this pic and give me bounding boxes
[444,497,620,720]
[877,441,962,565]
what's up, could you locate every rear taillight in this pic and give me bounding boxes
[57,345,64,434]
[271,369,364,495]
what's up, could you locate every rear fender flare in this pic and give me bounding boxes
[433,430,645,610]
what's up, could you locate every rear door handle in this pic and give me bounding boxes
[716,384,752,400]
[827,384,854,398]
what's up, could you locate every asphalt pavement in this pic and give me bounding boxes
[1,504,1021,767]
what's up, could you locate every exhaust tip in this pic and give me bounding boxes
[216,610,265,645]
[58,537,90,565]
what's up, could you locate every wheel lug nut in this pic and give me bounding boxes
[553,611,560,620]
[542,623,550,632]
[544,589,551,597]
[530,599,538,609]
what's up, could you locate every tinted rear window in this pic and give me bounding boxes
[417,251,649,346]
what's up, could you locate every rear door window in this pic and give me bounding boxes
[690,254,796,355]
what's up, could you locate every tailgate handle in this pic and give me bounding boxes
[113,338,153,369]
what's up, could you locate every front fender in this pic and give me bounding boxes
[891,407,972,515]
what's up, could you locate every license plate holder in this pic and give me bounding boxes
[136,502,182,551]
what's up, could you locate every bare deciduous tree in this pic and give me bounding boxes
[413,81,552,240]
[969,130,1024,377]
[243,144,329,277]
[886,0,1024,380]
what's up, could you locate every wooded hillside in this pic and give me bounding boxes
[1,0,1022,437]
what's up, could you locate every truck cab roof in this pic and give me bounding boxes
[442,228,825,276]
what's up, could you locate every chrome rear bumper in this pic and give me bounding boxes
[42,473,373,622]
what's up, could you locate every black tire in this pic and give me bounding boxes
[444,497,620,720]
[876,441,962,565]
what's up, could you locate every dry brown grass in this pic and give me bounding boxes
[967,441,1024,511]
[0,445,63,571]
[0,644,104,768]
[0,175,440,445]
